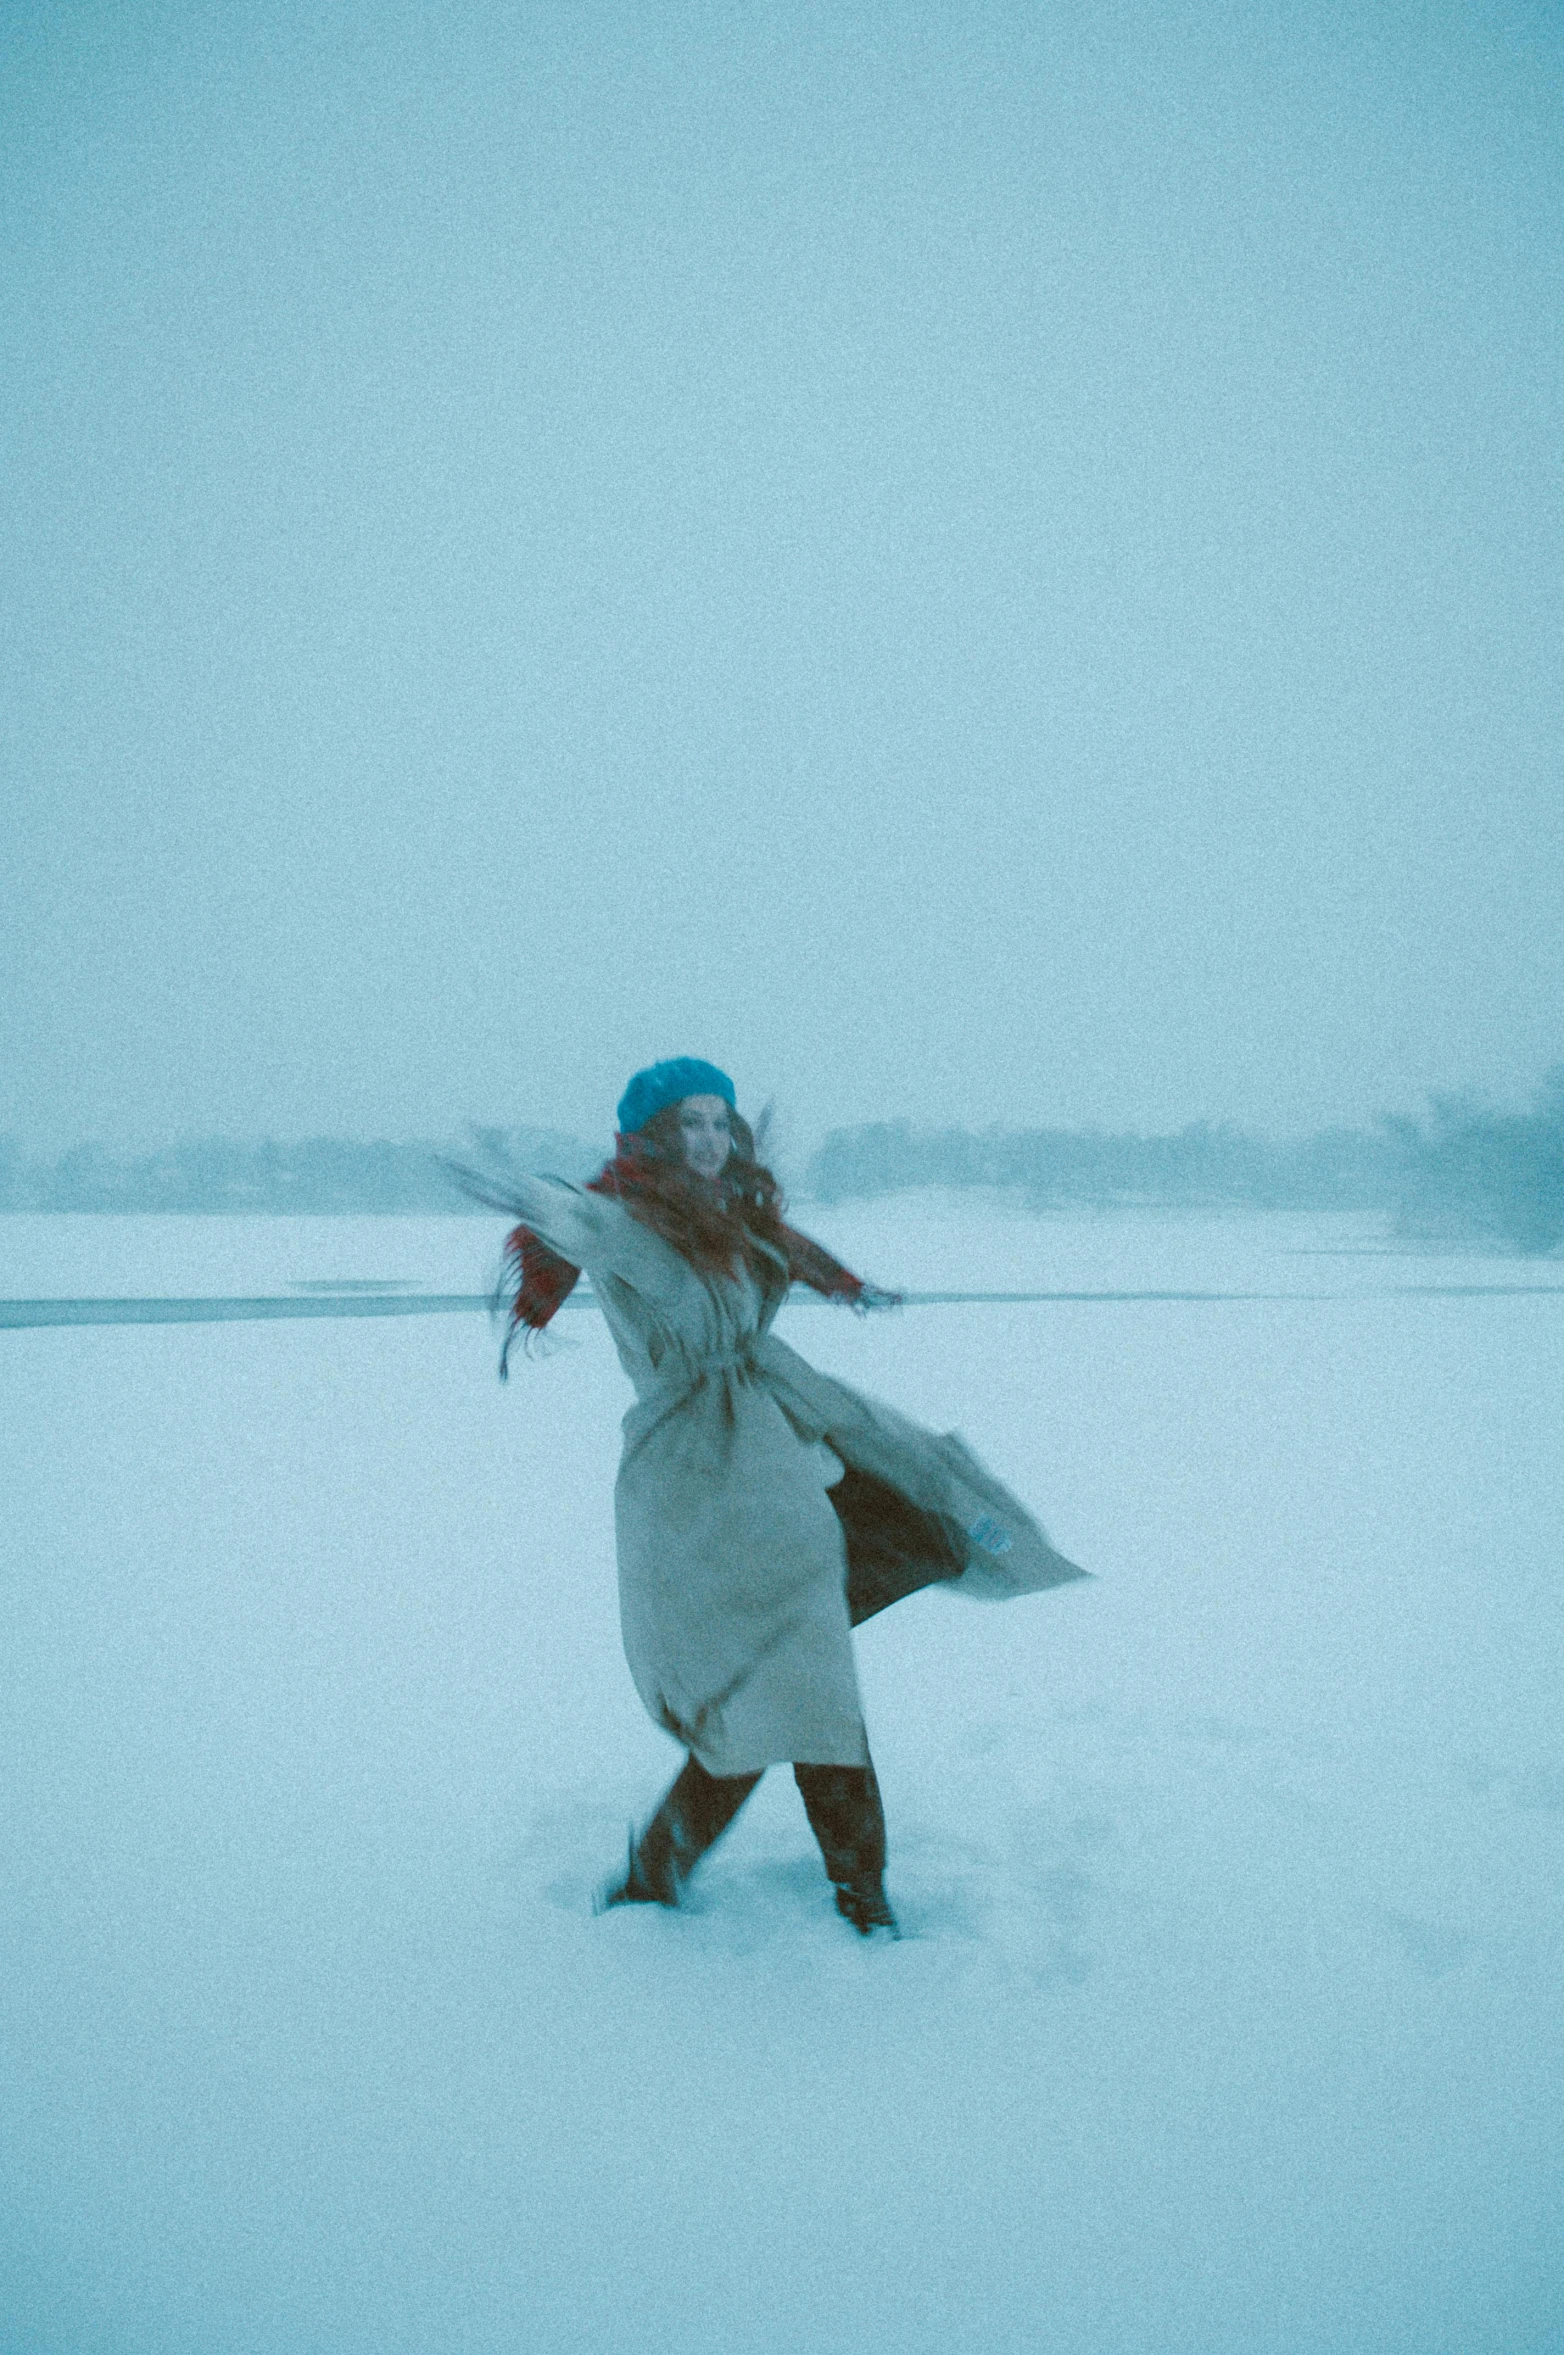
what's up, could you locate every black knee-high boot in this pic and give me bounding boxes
[794,1762,897,1935]
[603,1754,763,1909]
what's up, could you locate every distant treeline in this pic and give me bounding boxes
[5,1081,1561,1253]
[0,1127,596,1217]
[806,1073,1564,1256]
[1381,1079,1564,1255]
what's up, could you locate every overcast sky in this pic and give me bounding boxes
[4,0,1560,1156]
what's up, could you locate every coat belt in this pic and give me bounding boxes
[644,1338,764,1403]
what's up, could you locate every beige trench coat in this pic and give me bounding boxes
[507,1178,1087,1777]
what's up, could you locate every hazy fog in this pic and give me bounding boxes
[5,0,1561,1152]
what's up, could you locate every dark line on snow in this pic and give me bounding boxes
[2,1284,1562,1330]
[0,1293,496,1329]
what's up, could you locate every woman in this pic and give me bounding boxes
[469,1057,1086,1937]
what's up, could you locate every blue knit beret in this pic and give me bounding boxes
[616,1057,737,1137]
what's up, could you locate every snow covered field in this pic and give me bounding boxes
[3,1200,1561,2355]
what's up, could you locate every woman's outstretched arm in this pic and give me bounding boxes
[445,1160,620,1274]
[497,1174,619,1272]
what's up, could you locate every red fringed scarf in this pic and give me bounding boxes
[497,1137,869,1376]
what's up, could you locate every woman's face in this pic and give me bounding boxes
[677,1094,734,1179]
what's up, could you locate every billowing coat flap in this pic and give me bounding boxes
[756,1334,1090,1604]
